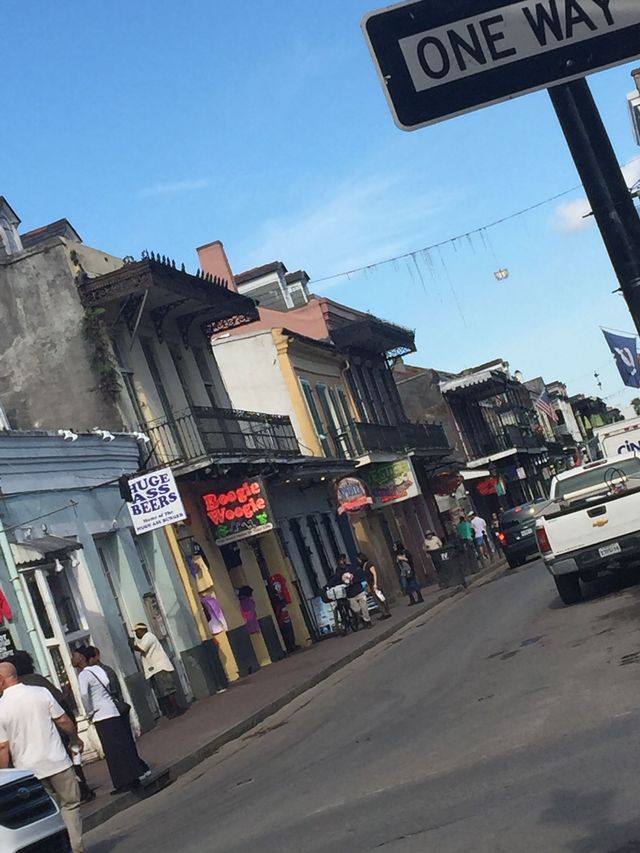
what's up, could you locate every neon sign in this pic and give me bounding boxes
[203,479,274,545]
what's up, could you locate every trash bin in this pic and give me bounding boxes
[432,547,467,589]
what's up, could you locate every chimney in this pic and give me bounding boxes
[0,198,22,259]
[195,240,237,291]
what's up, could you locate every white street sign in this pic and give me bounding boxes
[362,0,640,129]
[126,467,186,535]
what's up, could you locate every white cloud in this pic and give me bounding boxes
[552,197,592,233]
[137,178,209,199]
[551,157,640,234]
[236,172,459,287]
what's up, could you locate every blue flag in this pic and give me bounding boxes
[602,329,640,388]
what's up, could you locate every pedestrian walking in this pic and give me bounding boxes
[423,530,443,552]
[133,623,184,719]
[0,661,84,852]
[8,650,94,804]
[394,542,424,606]
[85,646,124,704]
[490,512,503,552]
[357,552,391,619]
[456,515,475,549]
[330,554,372,629]
[470,513,489,560]
[72,647,149,795]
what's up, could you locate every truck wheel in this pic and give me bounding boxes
[507,556,522,569]
[555,574,582,605]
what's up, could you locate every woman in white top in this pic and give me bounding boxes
[72,647,148,794]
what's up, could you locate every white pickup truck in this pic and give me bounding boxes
[536,453,640,605]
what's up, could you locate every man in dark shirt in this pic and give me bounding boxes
[330,554,372,628]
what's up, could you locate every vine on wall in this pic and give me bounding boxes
[82,307,122,400]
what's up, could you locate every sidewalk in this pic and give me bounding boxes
[82,557,506,832]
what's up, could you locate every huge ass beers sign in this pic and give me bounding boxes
[203,479,274,546]
[126,467,187,535]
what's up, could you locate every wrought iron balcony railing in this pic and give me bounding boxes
[144,406,300,468]
[322,420,450,459]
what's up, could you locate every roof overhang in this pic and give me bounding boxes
[11,536,83,569]
[78,257,258,333]
[330,317,415,356]
[441,370,508,401]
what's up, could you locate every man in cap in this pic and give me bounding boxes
[133,623,184,719]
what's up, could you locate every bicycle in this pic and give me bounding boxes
[325,585,360,636]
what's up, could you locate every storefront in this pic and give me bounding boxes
[0,431,207,743]
[333,457,442,595]
[174,466,319,681]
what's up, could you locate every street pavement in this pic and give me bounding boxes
[87,560,640,852]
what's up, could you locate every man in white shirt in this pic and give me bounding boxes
[470,513,489,560]
[133,623,184,719]
[0,662,84,852]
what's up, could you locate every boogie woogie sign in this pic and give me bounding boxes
[126,468,187,535]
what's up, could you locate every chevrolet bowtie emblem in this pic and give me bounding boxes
[593,519,609,527]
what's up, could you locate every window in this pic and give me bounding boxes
[112,339,145,427]
[306,515,333,584]
[141,338,174,418]
[316,384,342,457]
[300,379,331,456]
[169,346,196,411]
[193,347,221,408]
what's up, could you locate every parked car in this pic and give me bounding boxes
[536,453,640,605]
[498,501,546,569]
[0,768,69,852]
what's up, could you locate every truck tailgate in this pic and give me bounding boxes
[544,492,640,556]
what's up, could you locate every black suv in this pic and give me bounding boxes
[498,501,545,569]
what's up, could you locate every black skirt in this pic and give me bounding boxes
[94,715,148,790]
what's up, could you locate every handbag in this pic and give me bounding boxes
[90,670,131,717]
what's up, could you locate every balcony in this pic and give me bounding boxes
[144,406,301,469]
[324,421,450,460]
[466,425,546,460]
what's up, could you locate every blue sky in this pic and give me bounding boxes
[4,1,640,407]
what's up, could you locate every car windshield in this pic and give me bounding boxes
[500,503,541,530]
[555,457,640,501]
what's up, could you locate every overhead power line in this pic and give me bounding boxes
[309,156,640,287]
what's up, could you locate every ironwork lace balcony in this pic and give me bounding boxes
[324,421,451,459]
[144,406,300,467]
[466,425,546,459]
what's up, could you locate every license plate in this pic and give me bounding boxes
[599,543,622,558]
[520,528,534,537]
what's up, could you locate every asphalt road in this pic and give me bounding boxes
[87,561,640,853]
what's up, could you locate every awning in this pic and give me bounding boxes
[460,469,491,480]
[10,536,82,568]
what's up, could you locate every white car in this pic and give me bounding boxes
[0,768,69,852]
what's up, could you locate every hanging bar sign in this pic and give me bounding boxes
[362,0,640,130]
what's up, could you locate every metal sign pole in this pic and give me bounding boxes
[548,78,640,336]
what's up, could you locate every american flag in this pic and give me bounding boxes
[535,390,558,423]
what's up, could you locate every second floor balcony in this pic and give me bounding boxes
[465,424,546,461]
[144,406,301,471]
[324,420,451,460]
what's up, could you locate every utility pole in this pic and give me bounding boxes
[548,78,640,337]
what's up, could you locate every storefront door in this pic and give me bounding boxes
[21,561,90,714]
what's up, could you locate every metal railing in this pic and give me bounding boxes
[144,406,300,467]
[324,420,450,458]
[467,425,546,459]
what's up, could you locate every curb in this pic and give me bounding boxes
[84,557,505,833]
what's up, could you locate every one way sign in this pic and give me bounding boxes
[362,0,640,130]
